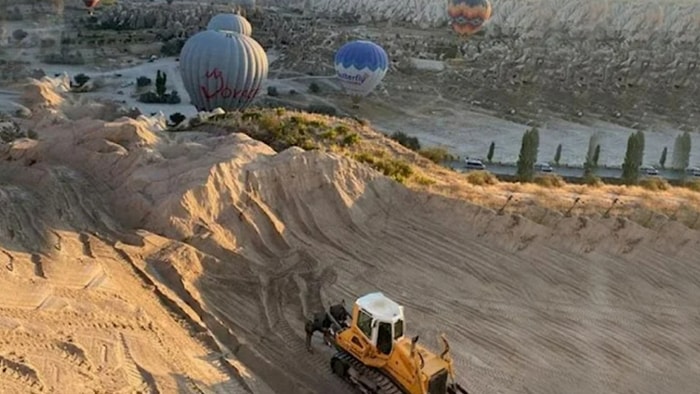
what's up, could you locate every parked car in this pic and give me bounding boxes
[640,165,659,176]
[685,167,700,177]
[464,159,486,170]
[534,162,553,173]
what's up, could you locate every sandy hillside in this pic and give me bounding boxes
[0,77,699,394]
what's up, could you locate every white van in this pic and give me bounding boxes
[534,163,553,173]
[685,167,700,177]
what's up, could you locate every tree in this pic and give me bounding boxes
[583,132,601,178]
[12,29,28,41]
[73,73,90,87]
[309,82,321,93]
[671,131,691,170]
[659,146,667,169]
[621,130,645,184]
[137,76,152,87]
[553,144,562,166]
[593,145,601,166]
[155,70,167,97]
[169,112,186,126]
[487,141,495,163]
[516,127,539,182]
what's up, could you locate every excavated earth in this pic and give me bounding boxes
[0,78,699,394]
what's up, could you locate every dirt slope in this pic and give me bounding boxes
[0,77,699,394]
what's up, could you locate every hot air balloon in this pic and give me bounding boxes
[447,0,493,36]
[83,0,100,15]
[207,13,252,36]
[334,40,389,102]
[179,30,268,112]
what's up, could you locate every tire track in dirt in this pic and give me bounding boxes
[198,246,349,393]
[0,329,97,374]
[107,247,255,393]
[379,224,531,306]
[0,354,44,392]
[257,272,351,394]
[389,215,539,301]
[73,235,257,393]
[118,333,158,394]
[292,194,378,271]
[138,270,258,394]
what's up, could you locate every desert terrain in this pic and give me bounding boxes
[1,1,700,394]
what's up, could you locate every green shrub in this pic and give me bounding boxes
[306,103,337,116]
[309,82,321,93]
[307,119,327,128]
[341,133,360,146]
[682,179,700,192]
[241,111,262,121]
[258,113,283,133]
[169,112,186,126]
[583,175,604,187]
[136,76,152,87]
[534,174,566,188]
[390,131,420,151]
[320,129,337,140]
[414,175,436,186]
[464,171,498,186]
[639,177,670,191]
[419,147,454,163]
[354,152,413,183]
[334,124,351,135]
[74,73,90,87]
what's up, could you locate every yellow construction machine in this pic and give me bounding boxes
[321,292,469,394]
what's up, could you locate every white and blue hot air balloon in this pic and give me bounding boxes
[334,40,389,99]
[179,30,268,112]
[207,13,252,36]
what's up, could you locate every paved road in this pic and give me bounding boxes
[447,161,692,181]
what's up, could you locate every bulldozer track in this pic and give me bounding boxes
[332,350,403,394]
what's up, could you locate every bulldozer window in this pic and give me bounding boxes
[357,310,372,340]
[394,319,404,339]
[377,322,393,355]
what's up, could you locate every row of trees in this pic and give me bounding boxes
[513,128,694,184]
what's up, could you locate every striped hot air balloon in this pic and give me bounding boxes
[179,30,268,112]
[207,13,252,36]
[334,40,389,99]
[447,0,493,36]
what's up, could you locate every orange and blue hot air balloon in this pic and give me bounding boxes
[447,0,493,36]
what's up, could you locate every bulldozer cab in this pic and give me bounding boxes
[354,292,405,357]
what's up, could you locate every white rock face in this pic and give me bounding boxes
[302,0,699,42]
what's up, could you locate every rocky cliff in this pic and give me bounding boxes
[289,0,700,41]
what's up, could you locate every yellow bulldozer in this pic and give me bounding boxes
[305,292,469,394]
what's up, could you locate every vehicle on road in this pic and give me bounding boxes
[640,166,659,176]
[685,167,700,177]
[306,292,468,394]
[534,162,553,173]
[464,159,486,170]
